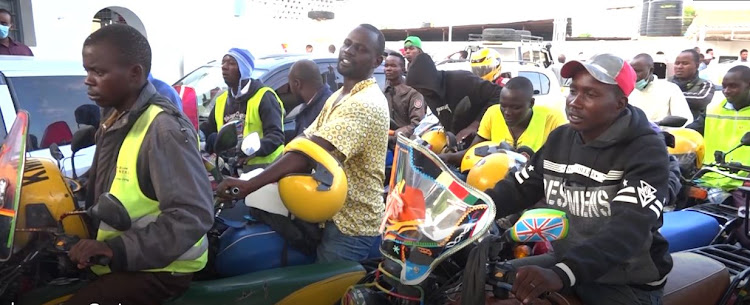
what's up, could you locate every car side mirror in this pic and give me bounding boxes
[71,126,96,154]
[741,132,750,147]
[657,116,688,128]
[89,192,131,231]
[510,209,569,242]
[214,121,239,155]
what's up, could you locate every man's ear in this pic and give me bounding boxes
[529,97,535,108]
[129,65,145,86]
[374,54,384,69]
[618,94,629,108]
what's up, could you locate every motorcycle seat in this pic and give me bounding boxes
[663,252,729,305]
[660,210,720,252]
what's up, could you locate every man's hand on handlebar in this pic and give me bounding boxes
[68,239,113,269]
[216,177,256,199]
[512,266,563,304]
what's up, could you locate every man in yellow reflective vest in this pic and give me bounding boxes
[67,24,214,305]
[199,48,285,169]
[688,65,750,199]
[439,77,566,167]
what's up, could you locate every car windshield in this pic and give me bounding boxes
[6,76,93,151]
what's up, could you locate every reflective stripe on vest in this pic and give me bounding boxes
[703,99,750,190]
[214,87,285,165]
[92,104,208,275]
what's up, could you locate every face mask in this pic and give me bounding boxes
[635,75,652,91]
[0,25,9,39]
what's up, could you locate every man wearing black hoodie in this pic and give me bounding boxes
[405,53,501,144]
[487,54,673,305]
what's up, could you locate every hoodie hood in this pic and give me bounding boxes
[405,53,444,99]
[586,105,656,148]
[226,48,256,97]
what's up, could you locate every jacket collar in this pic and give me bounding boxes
[102,82,159,132]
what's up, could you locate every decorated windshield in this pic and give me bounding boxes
[380,134,496,285]
[0,111,28,261]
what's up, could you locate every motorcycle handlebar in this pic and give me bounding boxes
[90,255,111,266]
[693,166,750,182]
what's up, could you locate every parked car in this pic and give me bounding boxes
[0,55,95,177]
[436,60,566,115]
[173,54,387,143]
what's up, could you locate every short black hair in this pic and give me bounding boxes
[387,51,406,68]
[84,24,152,77]
[289,59,323,87]
[728,65,750,82]
[656,51,665,55]
[681,49,701,65]
[634,53,654,67]
[706,48,714,53]
[306,44,313,48]
[742,49,749,54]
[504,77,534,97]
[358,23,385,57]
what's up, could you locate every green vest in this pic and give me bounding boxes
[214,87,285,165]
[703,99,750,190]
[92,104,208,275]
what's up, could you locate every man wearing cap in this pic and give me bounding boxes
[200,48,285,169]
[486,54,673,304]
[403,36,424,69]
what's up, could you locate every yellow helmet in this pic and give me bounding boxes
[418,128,457,154]
[470,48,502,81]
[278,138,348,223]
[16,158,90,249]
[667,128,705,170]
[467,153,514,191]
[461,141,503,173]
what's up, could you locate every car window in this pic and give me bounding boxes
[7,76,93,151]
[518,71,551,95]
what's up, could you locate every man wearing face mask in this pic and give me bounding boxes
[0,9,33,56]
[629,53,693,125]
[199,48,285,169]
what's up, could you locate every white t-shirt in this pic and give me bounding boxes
[628,79,693,125]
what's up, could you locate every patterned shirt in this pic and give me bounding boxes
[304,78,389,236]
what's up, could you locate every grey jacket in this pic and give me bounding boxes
[87,83,214,272]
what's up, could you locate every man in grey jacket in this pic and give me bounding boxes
[67,24,213,305]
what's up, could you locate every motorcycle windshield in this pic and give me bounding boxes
[0,111,28,261]
[380,134,496,285]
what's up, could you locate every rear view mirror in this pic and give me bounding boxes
[71,126,96,154]
[510,209,569,242]
[741,132,750,147]
[49,143,64,161]
[214,121,239,154]
[657,116,688,128]
[241,132,261,156]
[89,192,131,231]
